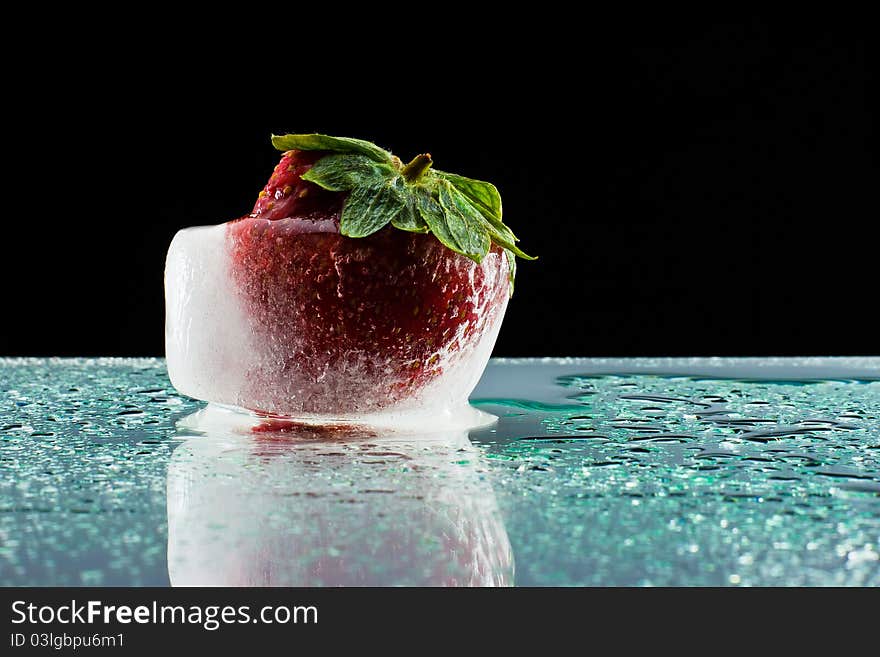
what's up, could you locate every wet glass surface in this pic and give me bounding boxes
[1,357,879,586]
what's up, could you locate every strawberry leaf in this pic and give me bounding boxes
[340,177,407,238]
[267,134,535,280]
[415,186,465,255]
[504,248,517,293]
[437,181,491,263]
[271,133,392,163]
[480,221,537,260]
[302,153,394,191]
[435,178,536,262]
[391,195,429,233]
[435,170,503,223]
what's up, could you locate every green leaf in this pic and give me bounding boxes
[482,222,537,260]
[302,153,394,191]
[391,195,429,233]
[438,178,536,261]
[271,133,391,163]
[437,181,491,263]
[415,186,464,254]
[265,134,534,275]
[340,177,406,238]
[503,248,517,295]
[435,170,503,222]
[434,169,534,260]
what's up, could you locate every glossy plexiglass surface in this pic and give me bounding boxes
[1,357,878,586]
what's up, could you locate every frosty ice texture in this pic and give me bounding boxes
[165,221,509,425]
[165,225,254,406]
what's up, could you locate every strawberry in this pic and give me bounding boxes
[250,150,343,221]
[223,134,533,417]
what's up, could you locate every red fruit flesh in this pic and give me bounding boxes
[251,150,345,221]
[227,150,508,416]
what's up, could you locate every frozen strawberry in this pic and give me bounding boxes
[166,133,533,420]
[250,150,343,221]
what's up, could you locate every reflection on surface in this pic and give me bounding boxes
[166,406,514,586]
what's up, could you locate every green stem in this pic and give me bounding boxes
[401,153,433,182]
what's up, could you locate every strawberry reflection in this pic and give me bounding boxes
[166,406,514,586]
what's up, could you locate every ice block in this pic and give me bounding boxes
[165,220,509,425]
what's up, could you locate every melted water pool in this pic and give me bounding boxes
[1,357,878,586]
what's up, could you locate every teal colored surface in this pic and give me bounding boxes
[1,357,879,586]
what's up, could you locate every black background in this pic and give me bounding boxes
[3,19,874,358]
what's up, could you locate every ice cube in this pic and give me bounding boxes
[164,224,255,408]
[165,219,509,426]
